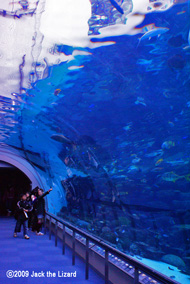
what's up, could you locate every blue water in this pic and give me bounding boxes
[1,0,190,281]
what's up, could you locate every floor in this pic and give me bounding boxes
[0,217,104,284]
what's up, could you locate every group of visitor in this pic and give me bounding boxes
[14,187,52,239]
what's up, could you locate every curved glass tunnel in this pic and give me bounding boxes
[0,0,190,282]
[0,161,31,215]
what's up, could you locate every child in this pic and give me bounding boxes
[14,193,33,239]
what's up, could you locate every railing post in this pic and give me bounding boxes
[105,249,109,284]
[55,221,58,247]
[134,267,139,284]
[72,230,76,265]
[85,238,89,280]
[44,214,46,235]
[49,217,52,240]
[62,225,65,255]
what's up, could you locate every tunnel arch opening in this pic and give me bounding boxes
[0,146,44,189]
[0,162,32,216]
[0,146,45,216]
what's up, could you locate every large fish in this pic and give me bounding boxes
[138,27,169,46]
[109,0,124,14]
[50,134,74,145]
[183,30,190,50]
[161,172,190,182]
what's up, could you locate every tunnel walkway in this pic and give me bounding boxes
[0,217,104,284]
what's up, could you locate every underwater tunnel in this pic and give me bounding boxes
[0,0,190,283]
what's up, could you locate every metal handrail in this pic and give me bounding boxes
[45,212,180,284]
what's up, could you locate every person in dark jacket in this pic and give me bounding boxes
[14,193,33,239]
[25,192,33,229]
[32,187,52,235]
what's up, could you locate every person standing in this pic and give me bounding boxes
[25,192,33,229]
[32,187,52,235]
[14,193,33,239]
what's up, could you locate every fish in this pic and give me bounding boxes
[138,26,169,45]
[140,179,147,183]
[161,141,175,149]
[50,134,75,145]
[163,90,172,98]
[118,192,128,195]
[123,122,132,131]
[147,140,155,147]
[168,121,175,127]
[127,165,139,173]
[155,159,163,166]
[177,10,186,15]
[109,0,124,14]
[145,150,163,158]
[54,89,61,96]
[87,151,99,168]
[161,172,186,182]
[132,157,141,164]
[137,59,153,65]
[183,45,190,50]
[183,29,190,49]
[166,160,189,166]
[135,97,146,106]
